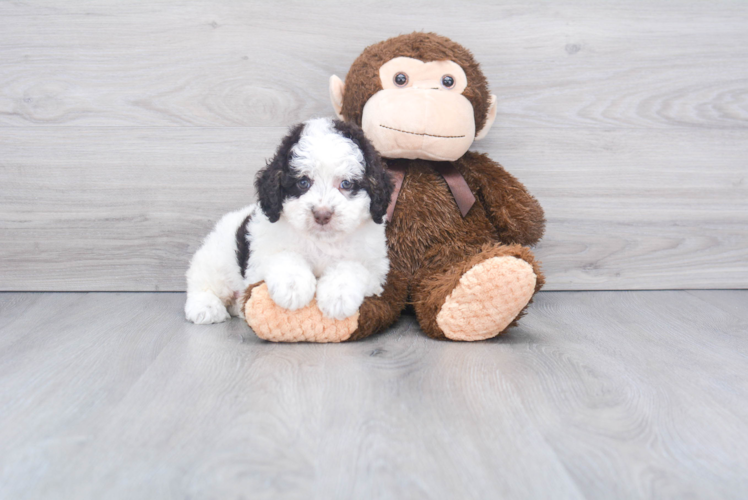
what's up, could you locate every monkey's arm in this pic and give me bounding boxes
[458,152,545,246]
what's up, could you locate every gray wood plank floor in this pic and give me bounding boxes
[1,291,746,499]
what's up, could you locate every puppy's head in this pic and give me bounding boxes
[255,118,393,238]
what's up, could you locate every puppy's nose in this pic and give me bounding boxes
[312,207,334,226]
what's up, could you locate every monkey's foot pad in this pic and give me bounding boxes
[245,283,358,343]
[436,256,537,341]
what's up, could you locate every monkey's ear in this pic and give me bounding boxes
[475,94,498,141]
[329,75,345,119]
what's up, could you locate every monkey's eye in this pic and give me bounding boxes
[393,72,408,87]
[297,178,311,190]
[340,179,353,190]
[441,75,455,88]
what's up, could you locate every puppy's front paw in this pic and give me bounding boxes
[316,280,365,320]
[266,269,316,311]
[185,292,231,324]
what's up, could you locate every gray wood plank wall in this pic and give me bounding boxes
[1,0,746,291]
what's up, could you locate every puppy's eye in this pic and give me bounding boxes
[441,75,455,88]
[297,178,311,190]
[393,72,408,87]
[340,180,353,190]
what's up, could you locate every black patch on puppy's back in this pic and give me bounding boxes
[332,120,394,224]
[235,212,253,278]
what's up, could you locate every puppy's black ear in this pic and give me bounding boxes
[332,120,394,224]
[362,144,394,224]
[255,123,305,223]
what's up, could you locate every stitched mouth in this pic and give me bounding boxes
[379,124,465,139]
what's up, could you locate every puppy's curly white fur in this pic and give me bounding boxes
[185,118,394,324]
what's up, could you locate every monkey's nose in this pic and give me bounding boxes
[312,207,333,226]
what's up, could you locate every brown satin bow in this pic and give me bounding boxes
[386,161,476,221]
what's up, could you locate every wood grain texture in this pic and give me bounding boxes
[1,127,746,291]
[1,0,747,291]
[0,1,746,129]
[0,290,747,499]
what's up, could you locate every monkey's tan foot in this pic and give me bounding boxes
[244,283,358,343]
[436,256,537,341]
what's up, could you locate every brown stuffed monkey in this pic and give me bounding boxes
[244,33,545,342]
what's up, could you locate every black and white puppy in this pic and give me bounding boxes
[185,118,394,324]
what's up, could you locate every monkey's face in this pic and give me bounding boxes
[360,57,477,161]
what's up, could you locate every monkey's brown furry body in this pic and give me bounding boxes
[244,33,545,342]
[347,153,545,340]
